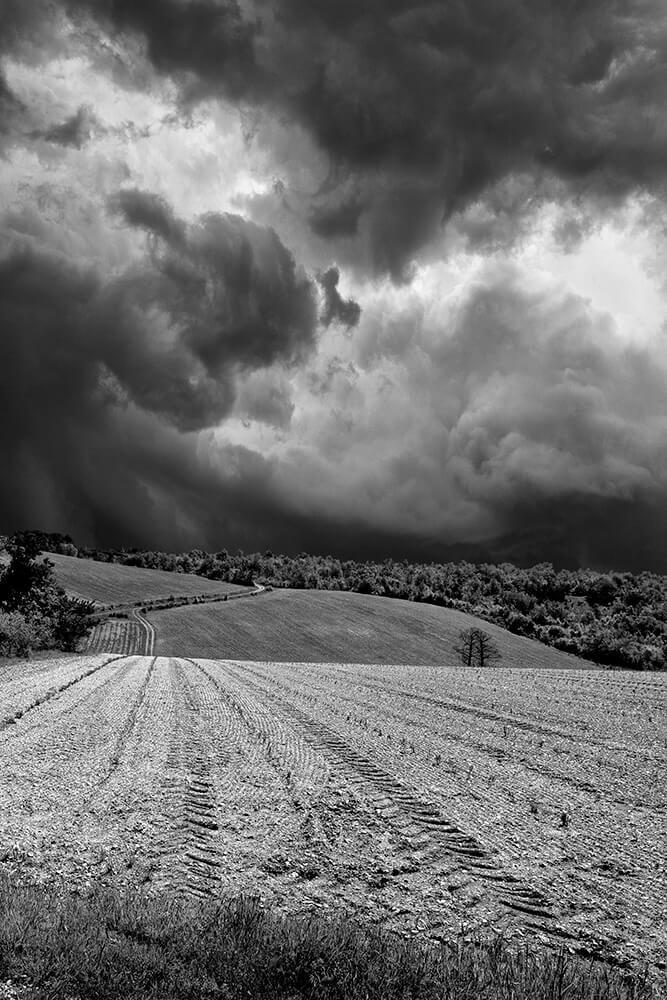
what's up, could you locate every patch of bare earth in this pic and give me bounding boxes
[0,656,664,985]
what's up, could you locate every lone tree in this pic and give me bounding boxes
[455,627,501,668]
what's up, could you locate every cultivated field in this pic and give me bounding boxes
[45,552,247,606]
[0,653,664,980]
[82,609,156,656]
[149,589,586,668]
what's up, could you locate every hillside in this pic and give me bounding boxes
[148,588,588,668]
[59,540,667,670]
[44,552,248,606]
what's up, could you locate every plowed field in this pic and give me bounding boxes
[0,656,664,976]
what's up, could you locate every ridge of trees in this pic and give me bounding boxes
[2,529,667,670]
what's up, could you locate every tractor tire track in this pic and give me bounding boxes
[133,610,156,656]
[203,659,556,930]
[232,660,664,954]
[250,663,662,811]
[120,657,316,905]
[191,659,448,908]
[96,656,158,788]
[168,658,224,900]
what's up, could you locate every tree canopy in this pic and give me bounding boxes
[0,532,94,656]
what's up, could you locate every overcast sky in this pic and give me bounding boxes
[1,0,667,569]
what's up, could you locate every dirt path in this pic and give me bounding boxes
[84,583,265,655]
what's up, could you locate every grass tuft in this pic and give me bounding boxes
[0,877,657,1000]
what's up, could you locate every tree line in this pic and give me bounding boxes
[3,529,667,669]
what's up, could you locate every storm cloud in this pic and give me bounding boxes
[1,0,667,570]
[34,0,665,274]
[0,189,322,544]
[273,265,667,568]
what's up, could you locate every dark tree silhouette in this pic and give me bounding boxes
[476,629,501,668]
[454,627,479,666]
[455,627,501,668]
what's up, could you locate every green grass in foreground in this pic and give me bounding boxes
[0,878,655,1000]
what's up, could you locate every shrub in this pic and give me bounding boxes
[50,595,97,651]
[0,611,38,657]
[0,532,94,656]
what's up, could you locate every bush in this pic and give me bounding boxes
[50,595,97,651]
[0,611,39,657]
[0,532,94,656]
[56,542,78,557]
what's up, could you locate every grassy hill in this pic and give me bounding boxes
[43,552,248,607]
[149,588,588,668]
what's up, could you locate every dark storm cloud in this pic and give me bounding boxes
[317,266,360,328]
[3,228,667,567]
[0,193,321,546]
[309,196,363,240]
[110,188,187,247]
[67,0,260,98]
[277,264,667,571]
[35,0,664,274]
[108,188,318,401]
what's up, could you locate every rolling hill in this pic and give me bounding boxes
[148,587,588,668]
[43,552,248,606]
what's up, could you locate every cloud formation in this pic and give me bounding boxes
[317,266,361,328]
[105,188,317,428]
[269,263,667,568]
[34,105,98,148]
[0,188,322,545]
[27,0,661,275]
[1,0,667,571]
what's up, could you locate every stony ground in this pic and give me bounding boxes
[0,655,664,979]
